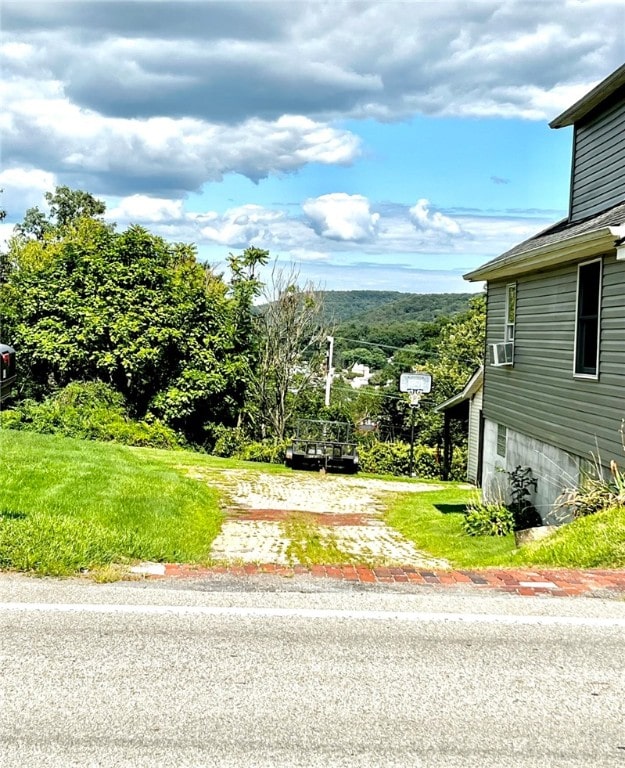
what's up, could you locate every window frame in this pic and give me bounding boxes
[504,283,517,344]
[496,424,507,458]
[573,258,602,380]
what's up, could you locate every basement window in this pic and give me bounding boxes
[574,259,601,378]
[496,424,507,457]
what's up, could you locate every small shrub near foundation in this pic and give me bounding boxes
[463,496,514,537]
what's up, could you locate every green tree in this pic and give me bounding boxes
[14,186,107,242]
[0,202,264,444]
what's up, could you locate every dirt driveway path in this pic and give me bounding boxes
[188,468,450,569]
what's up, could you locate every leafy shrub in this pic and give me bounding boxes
[449,445,468,482]
[0,382,180,449]
[211,425,248,458]
[357,440,441,478]
[236,440,288,464]
[463,496,514,537]
[508,465,542,530]
[211,426,287,464]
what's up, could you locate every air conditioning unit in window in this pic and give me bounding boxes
[489,342,514,367]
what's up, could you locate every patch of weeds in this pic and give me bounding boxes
[282,513,353,565]
[89,564,130,583]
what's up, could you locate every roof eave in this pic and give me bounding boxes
[435,367,483,413]
[550,63,625,128]
[464,226,625,282]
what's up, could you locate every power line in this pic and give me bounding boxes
[334,336,417,352]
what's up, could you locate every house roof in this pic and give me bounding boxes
[550,63,625,128]
[464,201,625,282]
[435,366,483,413]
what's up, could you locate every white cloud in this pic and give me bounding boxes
[198,205,288,248]
[1,77,361,196]
[409,199,462,236]
[303,193,380,242]
[0,1,622,200]
[0,166,56,216]
[99,194,558,266]
[106,195,185,223]
[289,248,330,262]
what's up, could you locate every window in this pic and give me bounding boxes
[505,283,516,343]
[496,424,507,457]
[574,259,601,377]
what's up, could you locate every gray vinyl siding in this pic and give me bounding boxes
[467,387,482,484]
[570,88,625,221]
[483,253,625,465]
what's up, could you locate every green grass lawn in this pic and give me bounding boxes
[384,485,518,568]
[385,483,625,570]
[0,430,229,575]
[3,428,624,576]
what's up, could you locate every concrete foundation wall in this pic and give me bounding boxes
[481,419,580,524]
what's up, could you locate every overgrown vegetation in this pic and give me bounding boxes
[508,465,542,530]
[517,506,625,569]
[556,458,625,519]
[283,513,354,566]
[0,381,180,448]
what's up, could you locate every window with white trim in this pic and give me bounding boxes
[505,283,516,343]
[574,259,601,377]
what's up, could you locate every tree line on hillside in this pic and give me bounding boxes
[0,186,485,474]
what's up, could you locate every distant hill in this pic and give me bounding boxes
[314,291,404,324]
[317,291,475,327]
[343,292,475,326]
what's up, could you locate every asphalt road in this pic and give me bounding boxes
[1,575,625,767]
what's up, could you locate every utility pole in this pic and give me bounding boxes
[324,335,334,408]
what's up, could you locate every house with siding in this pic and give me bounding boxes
[436,367,483,484]
[463,63,625,523]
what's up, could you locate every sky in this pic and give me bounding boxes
[1,0,624,293]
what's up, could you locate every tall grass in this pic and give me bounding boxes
[518,506,625,569]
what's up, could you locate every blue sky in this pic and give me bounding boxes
[1,1,624,293]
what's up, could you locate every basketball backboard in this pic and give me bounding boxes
[399,371,432,394]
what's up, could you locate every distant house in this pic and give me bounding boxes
[349,363,372,389]
[436,367,483,484]
[463,63,625,522]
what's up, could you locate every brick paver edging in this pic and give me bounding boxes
[157,564,625,598]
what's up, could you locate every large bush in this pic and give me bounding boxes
[0,381,180,449]
[357,440,441,478]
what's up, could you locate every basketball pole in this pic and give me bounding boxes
[407,389,422,477]
[324,335,334,408]
[409,404,416,477]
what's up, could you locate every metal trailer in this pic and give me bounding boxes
[285,419,359,473]
[0,344,17,404]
